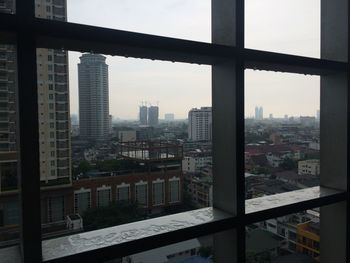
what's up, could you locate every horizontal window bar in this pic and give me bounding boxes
[42,207,234,263]
[0,14,348,75]
[245,186,347,224]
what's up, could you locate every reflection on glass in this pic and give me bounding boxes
[0,43,20,245]
[246,210,320,262]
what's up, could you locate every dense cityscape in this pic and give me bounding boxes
[0,1,321,263]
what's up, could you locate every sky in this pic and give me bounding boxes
[67,0,320,119]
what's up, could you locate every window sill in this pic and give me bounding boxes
[1,187,345,263]
[42,207,233,262]
[245,186,346,223]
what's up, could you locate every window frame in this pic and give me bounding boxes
[0,0,349,262]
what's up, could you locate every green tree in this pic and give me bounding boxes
[78,160,92,174]
[279,158,296,170]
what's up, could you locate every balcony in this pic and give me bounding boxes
[55,103,68,112]
[52,0,65,6]
[55,84,67,93]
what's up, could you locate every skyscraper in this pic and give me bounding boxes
[148,106,159,126]
[0,0,72,227]
[188,107,212,141]
[254,106,263,120]
[255,106,259,120]
[139,105,148,125]
[259,106,264,120]
[78,54,109,141]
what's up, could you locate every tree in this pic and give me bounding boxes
[77,160,92,174]
[279,158,296,170]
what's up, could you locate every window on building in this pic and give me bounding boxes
[97,187,111,207]
[117,185,130,202]
[169,179,180,203]
[135,183,148,207]
[74,190,91,215]
[47,196,64,222]
[152,180,165,206]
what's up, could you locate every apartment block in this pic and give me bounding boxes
[188,107,212,141]
[78,54,109,142]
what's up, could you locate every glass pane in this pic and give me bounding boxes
[0,44,20,246]
[38,49,211,238]
[34,0,211,43]
[246,209,320,262]
[245,0,320,58]
[245,70,320,199]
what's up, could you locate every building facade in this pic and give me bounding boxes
[188,107,212,141]
[78,53,109,141]
[182,155,212,173]
[0,0,73,235]
[148,106,159,126]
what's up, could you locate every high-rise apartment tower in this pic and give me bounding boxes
[78,54,109,141]
[188,107,212,141]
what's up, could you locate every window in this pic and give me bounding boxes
[117,184,130,202]
[47,196,64,222]
[169,178,180,203]
[97,187,111,207]
[1,1,349,263]
[152,180,165,206]
[74,190,91,215]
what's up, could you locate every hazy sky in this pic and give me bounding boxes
[67,0,320,119]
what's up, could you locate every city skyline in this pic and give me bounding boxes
[67,0,320,120]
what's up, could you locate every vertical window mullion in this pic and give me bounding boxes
[16,0,42,261]
[212,0,244,262]
[320,1,349,262]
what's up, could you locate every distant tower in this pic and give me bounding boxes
[259,106,263,120]
[255,106,263,120]
[269,113,273,120]
[78,53,109,141]
[139,105,148,125]
[316,109,320,121]
[188,107,212,141]
[148,106,159,126]
[255,106,259,120]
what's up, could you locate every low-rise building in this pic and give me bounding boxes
[182,153,212,173]
[298,159,320,176]
[296,220,320,260]
[118,130,137,142]
[184,173,212,208]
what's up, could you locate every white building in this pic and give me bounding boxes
[182,155,212,173]
[298,159,320,176]
[188,107,212,141]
